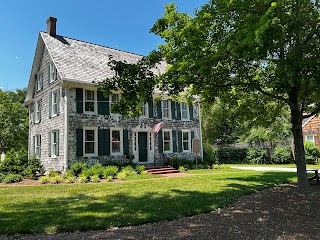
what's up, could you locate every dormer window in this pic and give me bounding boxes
[162,100,171,119]
[140,102,148,118]
[49,63,57,83]
[180,102,189,120]
[110,93,120,115]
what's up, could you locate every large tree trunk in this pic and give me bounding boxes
[290,104,310,193]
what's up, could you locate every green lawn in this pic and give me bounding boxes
[230,163,320,169]
[0,169,297,235]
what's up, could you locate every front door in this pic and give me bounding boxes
[138,132,148,162]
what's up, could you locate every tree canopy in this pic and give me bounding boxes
[99,0,320,192]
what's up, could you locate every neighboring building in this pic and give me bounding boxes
[302,115,320,147]
[25,17,202,172]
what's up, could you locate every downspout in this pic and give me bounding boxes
[198,101,203,159]
[64,85,70,172]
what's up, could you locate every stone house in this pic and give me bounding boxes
[24,17,203,172]
[302,115,320,147]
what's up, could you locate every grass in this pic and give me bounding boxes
[0,169,297,235]
[230,163,320,169]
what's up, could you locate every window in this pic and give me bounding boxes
[111,128,123,155]
[36,72,43,91]
[110,93,120,115]
[162,100,171,119]
[181,102,189,120]
[35,101,41,123]
[51,91,58,117]
[49,63,57,82]
[84,89,96,113]
[306,134,315,143]
[182,130,191,152]
[163,129,172,153]
[50,130,59,157]
[34,135,41,157]
[140,102,148,118]
[84,128,97,156]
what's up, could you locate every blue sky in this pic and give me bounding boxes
[0,0,207,90]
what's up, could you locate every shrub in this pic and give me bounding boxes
[69,162,88,177]
[217,147,248,164]
[103,166,119,178]
[272,146,293,164]
[0,173,6,183]
[3,174,22,184]
[78,175,88,183]
[0,148,28,175]
[50,176,61,184]
[135,165,145,174]
[179,166,187,172]
[121,166,136,176]
[88,163,105,178]
[62,171,75,180]
[304,141,320,164]
[22,156,45,179]
[171,158,194,169]
[48,171,60,177]
[102,159,137,169]
[65,176,76,184]
[106,176,113,182]
[203,143,218,164]
[90,175,100,183]
[141,170,148,175]
[246,148,269,164]
[117,172,127,180]
[39,176,50,184]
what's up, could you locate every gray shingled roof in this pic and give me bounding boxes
[41,32,167,84]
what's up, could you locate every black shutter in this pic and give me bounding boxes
[189,104,194,120]
[148,100,154,118]
[98,129,108,155]
[178,130,183,152]
[158,130,163,153]
[171,101,176,120]
[97,91,109,115]
[76,88,83,113]
[191,130,195,150]
[76,129,83,156]
[157,101,162,119]
[177,102,181,120]
[172,130,177,152]
[56,130,60,156]
[106,129,110,156]
[123,129,129,155]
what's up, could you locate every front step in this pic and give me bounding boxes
[146,166,180,175]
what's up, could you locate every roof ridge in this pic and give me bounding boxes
[40,31,145,57]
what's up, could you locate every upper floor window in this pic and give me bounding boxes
[84,89,96,114]
[35,101,41,123]
[140,102,148,118]
[181,102,189,120]
[163,129,172,153]
[182,130,191,152]
[49,130,59,158]
[84,127,97,156]
[306,134,315,143]
[49,63,57,83]
[110,93,120,115]
[34,134,41,158]
[36,72,43,91]
[111,128,123,155]
[52,91,58,117]
[162,100,171,119]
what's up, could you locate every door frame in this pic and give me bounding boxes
[132,125,154,163]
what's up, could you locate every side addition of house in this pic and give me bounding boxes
[24,17,203,172]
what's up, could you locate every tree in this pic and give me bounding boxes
[99,1,320,192]
[0,89,28,153]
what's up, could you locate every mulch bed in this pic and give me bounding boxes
[2,182,320,240]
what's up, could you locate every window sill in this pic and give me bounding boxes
[84,154,98,157]
[83,112,97,115]
[111,152,123,156]
[163,151,173,154]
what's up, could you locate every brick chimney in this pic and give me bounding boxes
[46,17,57,37]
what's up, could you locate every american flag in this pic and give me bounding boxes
[153,122,163,133]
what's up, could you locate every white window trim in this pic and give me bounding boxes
[110,127,123,156]
[162,100,171,120]
[49,63,57,83]
[51,91,58,117]
[50,130,58,158]
[83,127,98,157]
[35,101,41,123]
[35,134,41,158]
[83,89,97,115]
[37,72,43,91]
[305,134,315,143]
[140,102,149,118]
[162,129,173,153]
[182,130,191,153]
[110,93,121,116]
[180,102,190,121]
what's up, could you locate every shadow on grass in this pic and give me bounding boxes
[0,171,296,235]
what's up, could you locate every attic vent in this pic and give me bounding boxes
[46,17,57,37]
